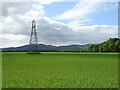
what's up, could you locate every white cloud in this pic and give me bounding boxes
[2,0,65,4]
[7,7,16,14]
[53,0,117,21]
[53,0,100,20]
[2,0,119,2]
[68,19,90,30]
[17,3,45,21]
[1,2,44,48]
[0,34,28,48]
[1,2,118,48]
[38,0,64,4]
[36,17,118,46]
[1,34,28,41]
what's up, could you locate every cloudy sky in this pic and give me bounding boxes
[1,0,118,48]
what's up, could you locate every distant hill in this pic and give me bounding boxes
[2,44,92,52]
[2,38,120,52]
[88,38,120,52]
[57,44,91,51]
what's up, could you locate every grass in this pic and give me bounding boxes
[2,52,118,88]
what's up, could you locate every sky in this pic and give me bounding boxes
[1,0,118,48]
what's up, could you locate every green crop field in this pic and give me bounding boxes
[2,52,118,88]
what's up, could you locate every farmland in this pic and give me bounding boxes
[2,52,118,88]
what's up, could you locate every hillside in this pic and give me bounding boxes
[88,38,120,52]
[2,44,91,52]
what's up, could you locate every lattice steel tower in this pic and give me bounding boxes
[28,20,40,53]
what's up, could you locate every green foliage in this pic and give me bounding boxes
[114,40,120,52]
[89,38,120,52]
[3,52,118,88]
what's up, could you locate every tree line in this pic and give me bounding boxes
[88,38,120,52]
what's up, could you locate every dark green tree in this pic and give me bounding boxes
[88,38,120,52]
[114,40,120,52]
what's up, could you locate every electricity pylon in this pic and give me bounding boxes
[28,20,40,54]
